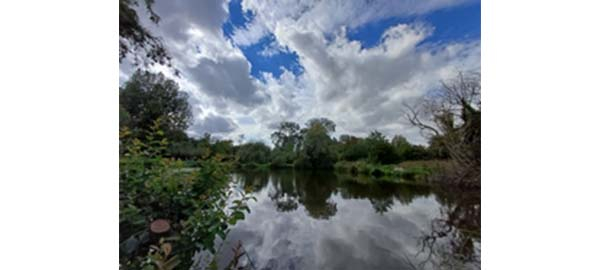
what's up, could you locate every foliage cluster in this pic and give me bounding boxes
[119,0,173,69]
[119,120,253,270]
[120,70,192,143]
[334,160,437,183]
[264,121,442,170]
[235,142,271,165]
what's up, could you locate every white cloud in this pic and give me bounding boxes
[188,113,238,137]
[185,55,268,106]
[230,20,270,46]
[258,39,290,57]
[121,0,271,129]
[119,0,480,145]
[233,0,474,46]
[250,21,480,144]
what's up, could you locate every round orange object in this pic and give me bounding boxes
[150,219,171,234]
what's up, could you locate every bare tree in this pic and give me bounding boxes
[404,72,481,184]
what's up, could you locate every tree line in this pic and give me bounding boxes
[119,70,464,172]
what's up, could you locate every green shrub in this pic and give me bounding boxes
[333,160,434,183]
[119,121,253,270]
[236,142,271,164]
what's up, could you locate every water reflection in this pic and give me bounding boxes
[418,189,481,269]
[218,170,480,270]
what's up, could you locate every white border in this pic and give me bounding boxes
[1,0,599,269]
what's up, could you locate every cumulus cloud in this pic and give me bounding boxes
[153,0,228,41]
[186,55,267,106]
[230,20,270,47]
[120,0,480,144]
[258,39,290,57]
[251,21,480,143]
[233,0,475,46]
[189,114,238,137]
[135,0,269,107]
[121,0,274,137]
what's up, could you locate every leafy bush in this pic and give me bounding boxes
[270,148,296,168]
[295,119,337,169]
[334,160,434,182]
[119,70,191,141]
[236,142,271,165]
[338,138,369,161]
[119,120,253,270]
[368,141,399,164]
[364,131,400,164]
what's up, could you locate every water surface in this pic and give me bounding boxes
[217,170,480,270]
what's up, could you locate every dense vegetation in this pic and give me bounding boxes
[119,71,253,269]
[119,120,253,269]
[119,70,479,187]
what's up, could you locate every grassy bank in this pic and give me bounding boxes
[236,162,271,171]
[178,158,452,185]
[334,160,452,183]
[236,162,296,171]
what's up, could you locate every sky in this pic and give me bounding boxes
[119,0,481,145]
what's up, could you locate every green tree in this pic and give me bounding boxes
[212,139,235,160]
[119,0,173,68]
[270,147,297,168]
[196,133,213,153]
[427,135,450,159]
[167,140,200,160]
[236,142,271,165]
[271,121,302,150]
[338,135,369,161]
[270,121,302,167]
[119,104,131,127]
[391,135,412,161]
[391,135,433,161]
[405,145,430,160]
[120,70,192,141]
[295,118,337,169]
[365,131,398,164]
[305,118,336,134]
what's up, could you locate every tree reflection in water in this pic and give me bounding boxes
[236,169,439,217]
[267,170,299,212]
[237,170,340,218]
[232,170,480,269]
[418,187,481,269]
[268,170,339,219]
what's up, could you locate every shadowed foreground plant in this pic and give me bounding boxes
[120,119,253,270]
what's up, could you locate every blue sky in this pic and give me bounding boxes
[223,0,304,79]
[122,0,481,144]
[348,2,480,48]
[223,0,480,80]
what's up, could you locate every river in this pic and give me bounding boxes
[214,169,480,270]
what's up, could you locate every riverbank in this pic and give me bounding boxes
[173,157,469,188]
[227,159,454,185]
[333,160,453,183]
